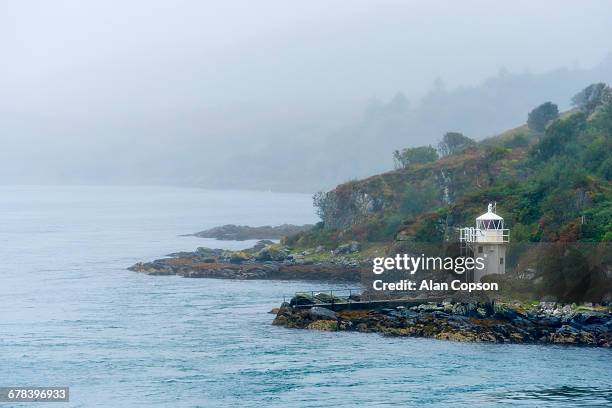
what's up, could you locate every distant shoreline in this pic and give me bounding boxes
[128,241,364,282]
[182,223,313,241]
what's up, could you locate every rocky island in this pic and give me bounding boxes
[273,294,612,347]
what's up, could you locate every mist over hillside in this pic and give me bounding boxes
[2,58,611,192]
[210,58,612,192]
[2,1,612,192]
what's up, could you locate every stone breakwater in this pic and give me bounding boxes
[273,300,612,347]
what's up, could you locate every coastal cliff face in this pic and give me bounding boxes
[312,147,500,230]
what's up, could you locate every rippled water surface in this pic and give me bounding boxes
[1,186,610,407]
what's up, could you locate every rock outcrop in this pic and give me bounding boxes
[273,299,612,347]
[128,242,365,282]
[128,240,369,282]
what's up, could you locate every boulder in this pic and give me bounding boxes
[333,241,361,255]
[127,262,174,275]
[418,303,444,312]
[309,307,337,321]
[538,316,562,328]
[229,251,251,264]
[572,312,609,325]
[290,293,315,306]
[195,247,224,258]
[550,325,581,344]
[251,240,275,252]
[255,246,289,262]
[493,303,520,320]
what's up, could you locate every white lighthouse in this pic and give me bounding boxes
[459,203,509,282]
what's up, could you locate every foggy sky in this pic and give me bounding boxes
[1,0,612,189]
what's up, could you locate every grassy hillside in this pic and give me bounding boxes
[286,89,611,250]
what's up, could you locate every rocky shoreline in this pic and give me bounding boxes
[130,240,612,347]
[128,241,365,281]
[273,297,612,347]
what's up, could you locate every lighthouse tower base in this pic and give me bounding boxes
[473,243,506,282]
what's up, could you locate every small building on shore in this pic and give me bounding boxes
[459,203,509,282]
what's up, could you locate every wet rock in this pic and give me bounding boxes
[309,307,337,320]
[251,240,275,252]
[307,320,338,331]
[127,262,175,275]
[493,303,520,320]
[194,247,224,258]
[271,300,611,347]
[418,303,444,312]
[538,316,562,328]
[255,246,289,262]
[584,324,609,335]
[551,325,581,344]
[573,312,609,325]
[290,294,315,306]
[229,251,251,264]
[476,307,489,318]
[451,304,468,316]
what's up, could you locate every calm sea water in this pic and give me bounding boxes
[0,186,610,407]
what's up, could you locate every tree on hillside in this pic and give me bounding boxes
[504,133,530,148]
[537,246,594,303]
[527,102,559,132]
[393,145,438,169]
[313,191,332,223]
[571,82,612,115]
[437,132,475,157]
[530,112,587,160]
